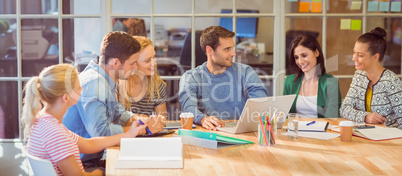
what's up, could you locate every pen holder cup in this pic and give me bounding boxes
[258,124,276,146]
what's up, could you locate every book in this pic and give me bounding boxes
[288,121,329,132]
[330,126,402,141]
[177,129,254,149]
[115,137,183,168]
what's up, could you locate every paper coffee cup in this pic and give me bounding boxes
[180,112,194,130]
[339,121,354,142]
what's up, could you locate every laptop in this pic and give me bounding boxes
[217,94,296,134]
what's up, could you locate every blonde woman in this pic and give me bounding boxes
[118,36,168,118]
[22,64,146,176]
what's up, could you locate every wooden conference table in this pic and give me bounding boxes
[106,118,402,175]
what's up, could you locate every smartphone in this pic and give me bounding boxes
[353,125,375,129]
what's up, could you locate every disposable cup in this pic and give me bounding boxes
[180,112,194,130]
[339,121,354,142]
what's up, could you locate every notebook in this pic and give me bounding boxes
[217,94,296,134]
[287,121,329,132]
[330,126,402,141]
[177,129,254,149]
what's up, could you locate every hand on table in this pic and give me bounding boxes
[365,113,386,124]
[201,116,225,131]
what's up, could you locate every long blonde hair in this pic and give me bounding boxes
[120,36,166,110]
[21,64,78,140]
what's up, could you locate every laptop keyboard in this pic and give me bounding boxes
[224,122,237,128]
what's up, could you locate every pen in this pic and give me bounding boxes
[138,120,153,135]
[306,121,316,126]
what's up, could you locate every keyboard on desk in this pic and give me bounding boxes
[223,122,237,128]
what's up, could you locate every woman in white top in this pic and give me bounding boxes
[283,34,342,118]
[22,64,146,176]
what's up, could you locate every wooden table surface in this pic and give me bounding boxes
[106,118,402,175]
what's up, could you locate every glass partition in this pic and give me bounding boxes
[21,19,59,77]
[0,19,17,77]
[0,81,18,139]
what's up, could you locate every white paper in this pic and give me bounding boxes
[330,126,402,141]
[288,121,328,132]
[282,132,340,140]
[357,127,402,141]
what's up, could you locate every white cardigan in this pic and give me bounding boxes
[340,69,402,129]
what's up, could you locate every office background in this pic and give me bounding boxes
[0,0,401,175]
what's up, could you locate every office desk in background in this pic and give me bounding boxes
[156,53,273,75]
[106,118,402,175]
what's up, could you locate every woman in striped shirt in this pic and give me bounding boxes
[118,36,168,119]
[22,64,146,176]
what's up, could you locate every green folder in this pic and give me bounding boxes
[178,129,254,149]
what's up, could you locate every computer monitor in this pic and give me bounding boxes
[219,9,259,38]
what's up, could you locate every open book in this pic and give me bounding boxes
[178,129,254,149]
[330,126,402,141]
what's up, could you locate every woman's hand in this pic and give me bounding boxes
[146,115,166,134]
[126,121,147,137]
[365,113,386,124]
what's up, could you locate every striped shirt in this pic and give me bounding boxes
[26,115,84,175]
[130,82,167,116]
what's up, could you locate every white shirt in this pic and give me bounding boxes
[296,95,318,118]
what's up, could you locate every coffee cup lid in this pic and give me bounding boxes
[339,121,354,127]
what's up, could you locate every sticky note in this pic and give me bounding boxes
[350,1,362,10]
[299,2,310,12]
[368,1,379,11]
[391,1,401,12]
[379,1,391,11]
[340,19,351,30]
[288,0,297,2]
[351,20,362,30]
[311,2,322,13]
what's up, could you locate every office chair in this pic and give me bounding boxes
[179,30,207,71]
[25,150,57,176]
